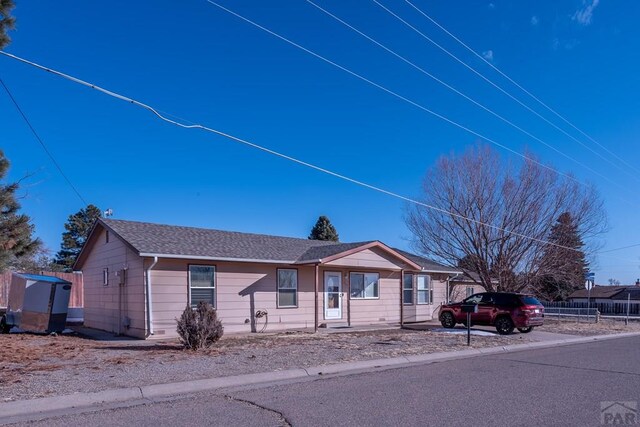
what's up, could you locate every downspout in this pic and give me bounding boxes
[146,256,159,336]
[400,269,404,328]
[314,263,319,333]
[447,273,461,304]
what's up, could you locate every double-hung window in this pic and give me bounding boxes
[417,274,432,304]
[466,286,475,298]
[277,269,298,308]
[350,272,379,299]
[403,273,414,305]
[189,265,215,308]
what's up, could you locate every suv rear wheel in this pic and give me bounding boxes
[440,312,456,329]
[495,316,514,335]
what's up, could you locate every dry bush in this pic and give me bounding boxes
[176,302,224,350]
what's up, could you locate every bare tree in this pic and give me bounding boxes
[406,145,607,293]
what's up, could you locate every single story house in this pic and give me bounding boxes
[568,285,640,304]
[74,219,461,339]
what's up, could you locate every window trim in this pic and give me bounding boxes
[276,268,299,309]
[103,268,109,286]
[403,273,414,305]
[349,271,380,300]
[188,264,216,308]
[416,274,432,305]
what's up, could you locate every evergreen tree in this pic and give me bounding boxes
[0,150,41,272]
[0,0,16,49]
[55,204,102,271]
[308,215,339,242]
[538,212,589,301]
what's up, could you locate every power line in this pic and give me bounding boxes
[304,0,622,189]
[0,50,634,264]
[202,2,604,191]
[369,0,639,184]
[0,76,88,205]
[599,243,640,254]
[401,0,639,179]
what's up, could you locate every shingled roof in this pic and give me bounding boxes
[393,248,461,273]
[569,286,640,300]
[75,219,432,270]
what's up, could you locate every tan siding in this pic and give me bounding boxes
[80,227,146,338]
[149,260,319,337]
[325,248,404,270]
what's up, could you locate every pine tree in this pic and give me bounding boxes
[308,215,339,242]
[0,0,16,49]
[538,212,589,301]
[0,150,41,272]
[55,204,102,271]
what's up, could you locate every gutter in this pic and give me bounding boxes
[146,256,159,336]
[138,253,294,265]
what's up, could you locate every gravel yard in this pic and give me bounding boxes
[1,327,519,402]
[537,318,640,336]
[2,319,638,403]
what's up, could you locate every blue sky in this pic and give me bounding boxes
[2,0,639,284]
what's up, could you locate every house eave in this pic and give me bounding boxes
[138,253,296,264]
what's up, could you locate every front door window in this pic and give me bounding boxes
[324,272,342,319]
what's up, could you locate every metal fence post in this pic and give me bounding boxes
[626,293,631,326]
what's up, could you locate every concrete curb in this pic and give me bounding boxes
[2,331,640,421]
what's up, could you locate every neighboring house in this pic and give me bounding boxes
[448,272,490,302]
[74,219,462,339]
[568,285,640,304]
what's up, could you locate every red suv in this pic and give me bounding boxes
[439,292,544,335]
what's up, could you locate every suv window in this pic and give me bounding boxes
[493,293,519,307]
[464,294,483,304]
[520,296,541,306]
[480,294,495,304]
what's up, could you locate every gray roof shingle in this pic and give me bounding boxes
[82,219,442,271]
[101,219,338,262]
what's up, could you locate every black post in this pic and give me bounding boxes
[466,312,471,346]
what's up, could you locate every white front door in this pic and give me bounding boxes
[324,271,342,320]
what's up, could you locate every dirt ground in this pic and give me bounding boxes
[1,319,637,402]
[538,317,640,336]
[0,327,516,401]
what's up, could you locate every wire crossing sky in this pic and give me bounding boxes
[2,1,639,282]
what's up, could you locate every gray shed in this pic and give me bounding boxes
[1,273,73,333]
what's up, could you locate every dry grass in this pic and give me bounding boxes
[538,318,640,336]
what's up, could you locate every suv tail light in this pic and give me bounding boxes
[520,305,543,315]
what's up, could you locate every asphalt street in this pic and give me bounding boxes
[8,335,640,427]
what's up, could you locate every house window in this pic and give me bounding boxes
[466,286,475,297]
[277,269,298,308]
[417,275,432,304]
[350,272,379,299]
[189,265,215,308]
[403,273,414,305]
[103,268,109,286]
[105,230,109,244]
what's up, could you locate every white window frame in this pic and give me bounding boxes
[417,274,432,305]
[403,273,414,305]
[349,272,380,300]
[188,265,216,308]
[466,286,475,297]
[103,268,109,286]
[277,268,298,308]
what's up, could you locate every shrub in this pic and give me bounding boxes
[176,301,224,350]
